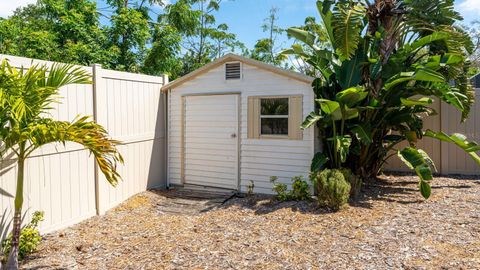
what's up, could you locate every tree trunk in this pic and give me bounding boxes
[5,157,25,270]
[367,0,401,97]
[352,140,385,182]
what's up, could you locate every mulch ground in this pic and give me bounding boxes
[22,174,480,270]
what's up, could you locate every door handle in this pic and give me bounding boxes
[231,133,237,138]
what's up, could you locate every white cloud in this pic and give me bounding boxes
[0,0,36,18]
[457,0,480,14]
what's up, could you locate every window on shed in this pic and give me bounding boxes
[260,98,289,135]
[247,95,303,140]
[225,62,241,80]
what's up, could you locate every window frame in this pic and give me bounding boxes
[259,97,290,138]
[247,95,303,140]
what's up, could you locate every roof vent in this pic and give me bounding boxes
[225,62,241,80]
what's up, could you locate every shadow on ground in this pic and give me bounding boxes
[148,188,235,215]
[151,173,480,217]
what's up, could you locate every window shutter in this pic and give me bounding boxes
[248,97,260,139]
[288,95,303,140]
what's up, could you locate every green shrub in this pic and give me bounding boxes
[271,175,311,201]
[340,168,362,199]
[270,176,288,200]
[312,169,351,210]
[272,182,289,201]
[3,211,44,260]
[290,176,311,201]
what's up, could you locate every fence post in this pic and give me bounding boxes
[162,74,169,188]
[91,64,104,215]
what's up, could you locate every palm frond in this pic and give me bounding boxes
[39,64,92,88]
[26,117,123,186]
[0,60,92,123]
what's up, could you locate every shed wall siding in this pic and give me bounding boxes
[168,63,314,194]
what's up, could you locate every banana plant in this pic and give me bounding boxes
[0,59,123,269]
[284,0,479,198]
[303,86,368,170]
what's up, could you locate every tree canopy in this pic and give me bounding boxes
[0,0,247,79]
[0,0,112,67]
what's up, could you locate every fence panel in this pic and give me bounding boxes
[95,68,167,213]
[0,55,97,232]
[0,55,167,232]
[384,91,480,175]
[440,90,480,174]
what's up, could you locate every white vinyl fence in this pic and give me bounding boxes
[385,89,480,175]
[0,55,167,233]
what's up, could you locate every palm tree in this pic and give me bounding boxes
[0,59,123,269]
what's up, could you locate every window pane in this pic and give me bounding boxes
[261,98,288,115]
[261,118,288,135]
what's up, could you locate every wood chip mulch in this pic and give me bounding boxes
[21,174,480,270]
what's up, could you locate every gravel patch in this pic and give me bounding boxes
[21,174,480,269]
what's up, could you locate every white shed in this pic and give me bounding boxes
[162,54,316,194]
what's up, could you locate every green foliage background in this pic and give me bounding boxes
[284,0,480,199]
[0,0,248,79]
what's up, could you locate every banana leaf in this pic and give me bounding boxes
[398,147,435,198]
[424,130,480,164]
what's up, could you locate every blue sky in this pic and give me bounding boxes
[202,0,320,48]
[2,0,479,49]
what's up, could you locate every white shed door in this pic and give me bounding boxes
[184,94,239,189]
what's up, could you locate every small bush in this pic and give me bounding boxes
[272,182,289,201]
[311,169,351,210]
[270,176,288,200]
[3,211,44,260]
[340,168,362,199]
[271,175,311,201]
[290,176,311,201]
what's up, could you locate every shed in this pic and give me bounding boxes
[162,54,316,194]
